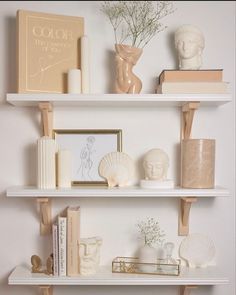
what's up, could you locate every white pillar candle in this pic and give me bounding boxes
[68,69,81,94]
[81,35,90,93]
[37,136,57,189]
[57,149,72,188]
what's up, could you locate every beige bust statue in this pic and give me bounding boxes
[141,149,174,189]
[175,24,205,70]
[143,149,169,181]
[79,236,102,275]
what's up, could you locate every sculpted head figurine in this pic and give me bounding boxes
[79,236,102,275]
[174,24,205,70]
[143,149,169,181]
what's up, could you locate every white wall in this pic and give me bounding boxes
[0,1,235,295]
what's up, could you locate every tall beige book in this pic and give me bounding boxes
[159,69,223,83]
[67,206,80,276]
[17,10,84,93]
[156,81,228,94]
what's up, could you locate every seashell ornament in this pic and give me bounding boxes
[98,152,135,187]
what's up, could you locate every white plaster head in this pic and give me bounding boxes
[174,24,205,70]
[143,149,169,181]
[79,236,102,275]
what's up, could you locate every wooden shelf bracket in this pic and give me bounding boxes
[39,285,53,295]
[180,286,197,295]
[39,102,53,138]
[37,198,52,236]
[181,102,200,139]
[179,197,197,236]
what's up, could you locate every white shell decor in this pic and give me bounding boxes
[98,152,135,187]
[179,233,216,268]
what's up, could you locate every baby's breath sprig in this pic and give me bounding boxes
[136,217,165,246]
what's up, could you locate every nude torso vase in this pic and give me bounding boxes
[114,44,142,94]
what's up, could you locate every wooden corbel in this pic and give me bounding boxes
[180,286,197,295]
[39,102,53,138]
[37,198,52,235]
[39,285,53,295]
[181,102,200,139]
[179,197,197,236]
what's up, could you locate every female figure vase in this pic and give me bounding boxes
[115,44,142,94]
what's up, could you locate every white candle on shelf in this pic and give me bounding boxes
[37,136,57,189]
[81,35,90,93]
[68,69,81,94]
[57,149,72,188]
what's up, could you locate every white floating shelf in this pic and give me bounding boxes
[6,186,230,198]
[7,93,231,107]
[9,265,229,286]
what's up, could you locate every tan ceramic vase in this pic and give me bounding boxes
[181,139,215,188]
[114,44,142,94]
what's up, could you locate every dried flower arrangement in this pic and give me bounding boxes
[136,217,165,246]
[101,1,175,48]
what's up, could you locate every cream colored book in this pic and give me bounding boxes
[58,216,67,276]
[17,10,84,93]
[67,206,80,276]
[156,82,228,94]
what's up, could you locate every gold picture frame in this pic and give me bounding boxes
[53,129,122,186]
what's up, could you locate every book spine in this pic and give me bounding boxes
[67,207,80,276]
[52,223,59,276]
[58,217,67,276]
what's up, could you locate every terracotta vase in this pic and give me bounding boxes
[114,44,142,94]
[181,139,215,188]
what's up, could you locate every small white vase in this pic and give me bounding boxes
[138,244,157,273]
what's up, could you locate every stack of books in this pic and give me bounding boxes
[52,206,80,276]
[156,69,228,94]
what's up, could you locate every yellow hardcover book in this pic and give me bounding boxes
[67,206,80,276]
[17,10,84,93]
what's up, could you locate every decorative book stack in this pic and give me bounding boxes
[52,206,80,276]
[156,69,228,93]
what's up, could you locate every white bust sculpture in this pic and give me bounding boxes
[140,149,174,189]
[79,236,102,275]
[175,24,205,70]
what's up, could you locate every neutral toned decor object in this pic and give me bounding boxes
[175,24,205,70]
[161,242,178,273]
[114,44,143,94]
[17,10,84,93]
[37,136,57,189]
[112,256,180,276]
[136,217,165,272]
[57,149,72,188]
[140,148,174,188]
[101,1,175,93]
[54,129,122,185]
[179,233,216,268]
[98,151,135,187]
[31,254,53,275]
[81,35,90,93]
[181,139,215,188]
[79,236,102,275]
[67,69,81,93]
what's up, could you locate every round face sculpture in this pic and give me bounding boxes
[79,236,102,275]
[143,149,169,181]
[175,25,205,70]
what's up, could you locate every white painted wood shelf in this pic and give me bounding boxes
[6,93,231,107]
[6,185,230,198]
[9,265,229,286]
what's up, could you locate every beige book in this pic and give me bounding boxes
[17,10,84,93]
[159,69,223,83]
[67,206,80,276]
[156,82,228,94]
